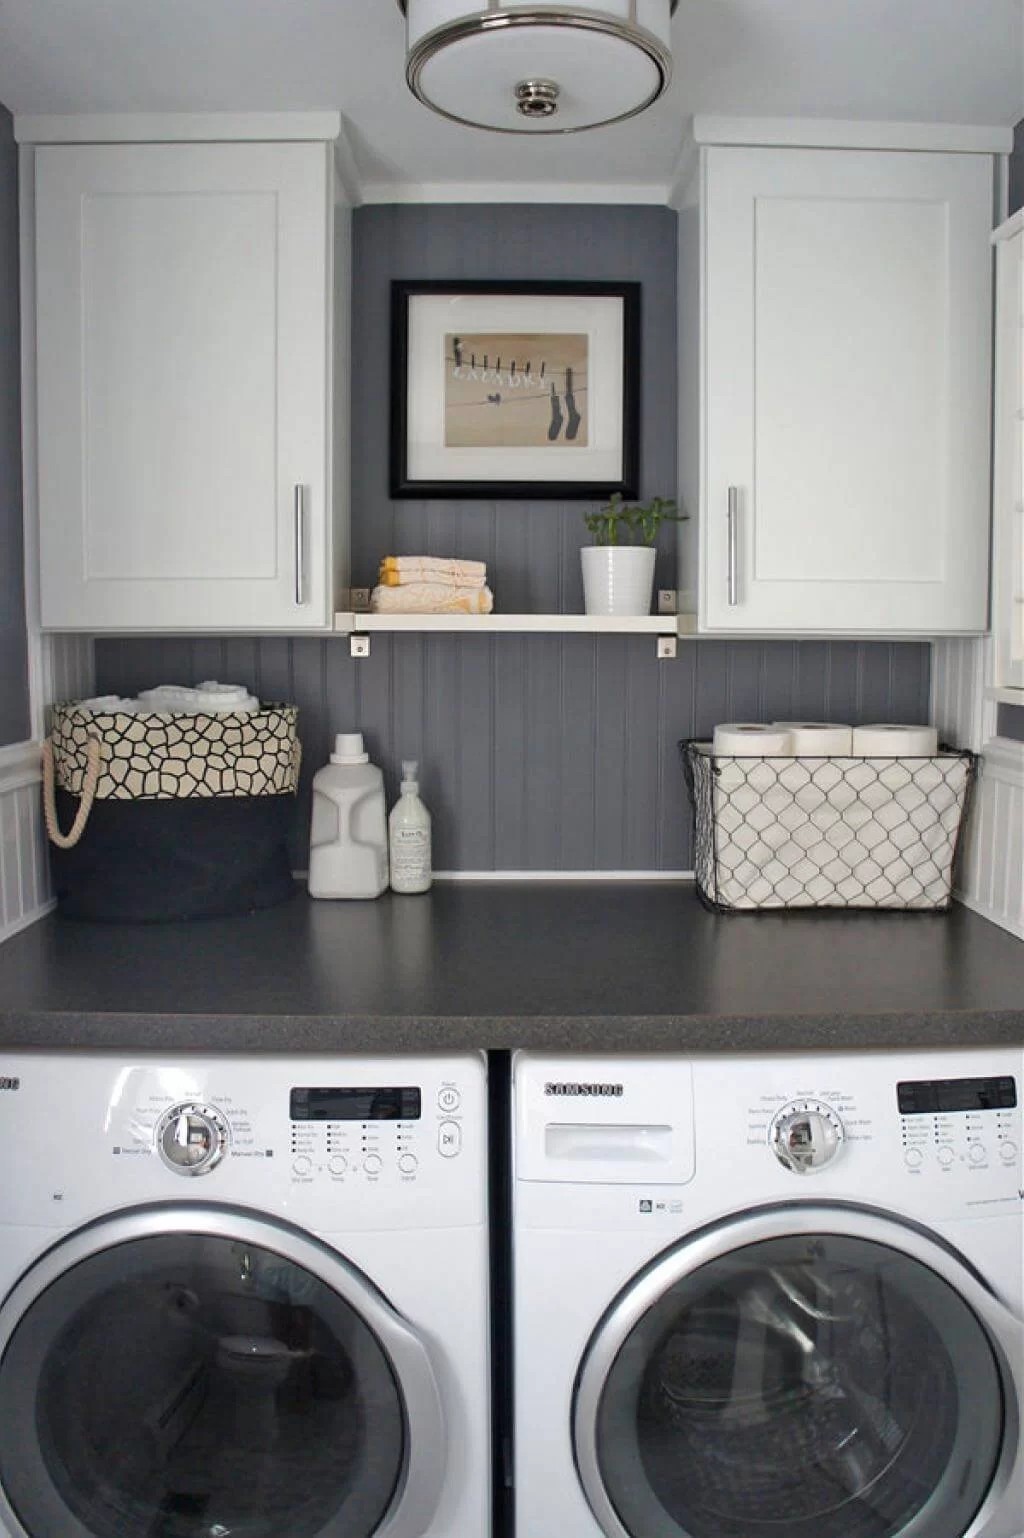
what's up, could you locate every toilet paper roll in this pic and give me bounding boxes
[713,724,793,756]
[773,722,853,755]
[851,724,938,757]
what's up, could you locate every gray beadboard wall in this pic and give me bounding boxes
[96,635,931,871]
[350,204,678,603]
[0,103,29,747]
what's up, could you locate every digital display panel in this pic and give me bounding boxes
[290,1087,422,1121]
[897,1077,1017,1115]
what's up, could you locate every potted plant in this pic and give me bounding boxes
[581,493,684,616]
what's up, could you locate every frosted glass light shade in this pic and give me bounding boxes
[400,0,674,132]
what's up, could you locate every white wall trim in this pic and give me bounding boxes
[14,112,343,145]
[332,118,364,207]
[993,208,1024,244]
[955,891,1024,942]
[691,116,1013,154]
[358,180,673,205]
[0,740,42,793]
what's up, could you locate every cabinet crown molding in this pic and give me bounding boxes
[15,112,342,145]
[691,115,1013,155]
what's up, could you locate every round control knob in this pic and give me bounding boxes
[903,1147,923,1168]
[937,1146,955,1167]
[999,1142,1018,1164]
[398,1153,418,1175]
[969,1143,987,1165]
[328,1154,348,1176]
[770,1101,844,1175]
[292,1154,312,1177]
[363,1153,383,1176]
[157,1102,228,1177]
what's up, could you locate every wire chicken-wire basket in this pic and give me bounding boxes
[680,740,977,914]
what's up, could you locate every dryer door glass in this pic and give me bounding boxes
[588,1233,1004,1538]
[0,1232,406,1538]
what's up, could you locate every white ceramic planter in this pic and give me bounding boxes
[581,545,656,617]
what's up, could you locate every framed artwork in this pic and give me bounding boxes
[390,280,639,499]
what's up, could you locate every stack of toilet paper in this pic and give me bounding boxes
[697,722,967,910]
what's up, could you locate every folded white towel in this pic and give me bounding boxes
[135,683,261,714]
[379,555,487,589]
[370,582,494,615]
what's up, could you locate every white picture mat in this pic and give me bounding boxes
[405,293,625,483]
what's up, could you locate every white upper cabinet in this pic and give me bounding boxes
[991,211,1024,691]
[681,138,995,635]
[33,136,340,631]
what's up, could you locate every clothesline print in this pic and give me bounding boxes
[443,331,589,448]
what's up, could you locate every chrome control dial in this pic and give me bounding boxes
[156,1102,229,1176]
[770,1100,844,1175]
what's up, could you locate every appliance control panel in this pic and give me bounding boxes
[896,1075,1018,1175]
[0,1053,486,1231]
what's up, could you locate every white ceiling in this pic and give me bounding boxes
[1,0,1021,197]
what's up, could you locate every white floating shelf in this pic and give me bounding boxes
[985,685,1024,706]
[333,612,697,635]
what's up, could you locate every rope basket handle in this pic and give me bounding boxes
[41,736,102,849]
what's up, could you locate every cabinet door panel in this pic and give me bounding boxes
[702,146,992,634]
[36,142,330,630]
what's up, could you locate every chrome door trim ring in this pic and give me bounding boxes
[0,1202,447,1538]
[572,1200,1023,1538]
[405,10,672,135]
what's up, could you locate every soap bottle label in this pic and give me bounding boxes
[391,827,430,878]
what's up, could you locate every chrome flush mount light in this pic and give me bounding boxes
[397,0,678,133]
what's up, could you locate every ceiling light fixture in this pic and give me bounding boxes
[397,0,678,134]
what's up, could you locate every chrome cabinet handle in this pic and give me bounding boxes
[294,485,306,606]
[727,486,739,607]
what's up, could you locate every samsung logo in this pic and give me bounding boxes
[0,1077,20,1092]
[544,1082,623,1098]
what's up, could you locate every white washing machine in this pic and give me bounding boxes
[513,1047,1024,1538]
[0,1051,490,1538]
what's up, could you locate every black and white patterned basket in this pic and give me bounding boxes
[680,740,976,913]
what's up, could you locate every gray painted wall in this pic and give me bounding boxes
[1010,117,1024,216]
[96,634,931,871]
[351,204,679,605]
[0,105,28,746]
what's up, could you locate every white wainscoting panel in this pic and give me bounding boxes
[932,637,1024,940]
[0,635,95,944]
[0,741,52,940]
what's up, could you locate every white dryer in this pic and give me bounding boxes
[0,1051,490,1538]
[513,1047,1024,1538]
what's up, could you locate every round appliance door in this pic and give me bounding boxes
[574,1204,1020,1538]
[0,1206,445,1538]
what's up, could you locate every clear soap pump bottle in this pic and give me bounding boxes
[389,760,432,894]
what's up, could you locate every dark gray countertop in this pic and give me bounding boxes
[0,883,1022,1053]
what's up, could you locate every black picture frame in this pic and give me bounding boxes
[390,280,640,500]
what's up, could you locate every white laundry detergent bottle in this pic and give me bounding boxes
[388,760,432,894]
[308,733,389,899]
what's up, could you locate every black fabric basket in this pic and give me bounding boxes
[680,739,977,914]
[50,792,296,922]
[44,701,300,923]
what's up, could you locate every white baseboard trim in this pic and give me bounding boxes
[954,891,1024,942]
[0,897,57,943]
[432,870,694,881]
[0,739,42,793]
[293,869,694,883]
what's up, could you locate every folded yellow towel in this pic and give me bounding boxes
[370,582,494,615]
[380,555,487,588]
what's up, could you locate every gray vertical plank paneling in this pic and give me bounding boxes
[455,635,496,868]
[523,637,564,868]
[594,636,629,868]
[559,638,599,868]
[94,635,932,872]
[492,637,527,867]
[623,637,663,868]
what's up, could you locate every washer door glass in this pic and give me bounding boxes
[588,1233,1005,1538]
[0,1232,406,1538]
